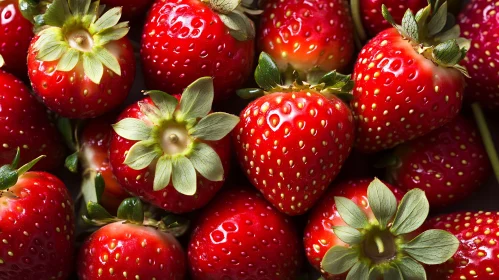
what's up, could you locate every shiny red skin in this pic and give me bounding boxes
[141,0,254,103]
[358,0,427,37]
[188,188,303,280]
[387,116,491,208]
[109,97,232,214]
[100,0,155,21]
[81,118,130,214]
[303,179,405,278]
[259,0,354,73]
[0,70,64,170]
[0,0,33,79]
[27,37,136,119]
[459,0,499,109]
[233,91,355,215]
[0,172,75,280]
[425,211,499,280]
[351,28,465,153]
[78,222,186,280]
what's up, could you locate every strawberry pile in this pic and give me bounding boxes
[0,0,498,279]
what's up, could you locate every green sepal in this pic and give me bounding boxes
[402,229,459,265]
[209,0,240,14]
[390,189,429,235]
[218,10,255,41]
[94,46,121,76]
[138,101,163,125]
[18,0,43,24]
[367,178,397,228]
[83,201,116,225]
[190,112,240,141]
[385,266,403,280]
[401,9,419,41]
[112,118,152,141]
[428,2,447,36]
[90,6,122,33]
[334,196,369,228]
[255,52,281,91]
[82,52,104,84]
[236,88,265,99]
[36,41,66,61]
[158,214,190,237]
[153,155,172,191]
[177,77,214,121]
[65,152,79,173]
[117,197,145,224]
[94,22,129,46]
[57,117,76,150]
[368,267,382,280]
[346,262,369,280]
[146,90,178,119]
[57,48,80,71]
[43,0,70,27]
[69,0,91,16]
[332,226,363,245]
[396,257,427,280]
[172,156,196,196]
[189,143,224,182]
[123,140,161,170]
[81,171,105,208]
[321,246,358,275]
[0,149,45,190]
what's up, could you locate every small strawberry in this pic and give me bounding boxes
[100,0,155,21]
[258,0,354,78]
[27,0,136,119]
[110,77,239,213]
[0,65,64,170]
[188,187,303,280]
[384,116,491,208]
[141,0,255,103]
[0,150,75,280]
[351,1,469,153]
[233,53,355,215]
[306,178,459,279]
[425,211,499,280]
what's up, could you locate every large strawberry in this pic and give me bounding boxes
[233,53,355,215]
[258,0,354,78]
[425,211,499,280]
[188,187,303,280]
[0,64,64,170]
[141,0,255,103]
[110,77,239,213]
[100,0,154,20]
[351,1,469,153]
[27,0,135,119]
[384,116,491,208]
[307,178,459,279]
[0,150,75,280]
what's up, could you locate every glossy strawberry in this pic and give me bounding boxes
[385,116,491,208]
[258,0,354,77]
[141,0,255,103]
[0,152,75,280]
[0,68,64,170]
[233,53,355,215]
[309,178,458,279]
[425,211,499,280]
[100,0,155,20]
[27,0,135,118]
[110,77,238,213]
[188,187,302,280]
[351,2,469,153]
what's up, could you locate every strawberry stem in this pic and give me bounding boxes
[350,0,367,42]
[471,102,499,183]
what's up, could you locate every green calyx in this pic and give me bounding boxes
[18,0,53,26]
[32,0,129,84]
[202,0,256,41]
[0,148,45,191]
[112,77,240,196]
[320,178,459,279]
[382,1,470,76]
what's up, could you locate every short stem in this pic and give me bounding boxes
[374,236,385,254]
[350,0,367,42]
[472,102,499,183]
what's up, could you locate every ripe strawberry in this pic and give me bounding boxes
[100,0,154,20]
[306,178,459,279]
[110,77,239,213]
[233,53,355,215]
[188,187,303,280]
[27,0,135,119]
[0,151,75,280]
[351,2,469,153]
[385,116,491,208]
[0,68,64,170]
[258,0,354,77]
[425,211,499,280]
[458,0,499,109]
[141,0,255,103]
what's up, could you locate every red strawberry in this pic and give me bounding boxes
[458,0,499,109]
[258,0,354,77]
[233,53,355,215]
[141,0,255,103]
[306,178,459,279]
[0,68,64,170]
[100,0,155,21]
[385,116,491,208]
[351,2,469,153]
[110,77,239,213]
[188,187,303,280]
[425,211,499,280]
[0,151,75,280]
[27,0,135,119]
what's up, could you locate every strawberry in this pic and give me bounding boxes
[425,211,499,280]
[384,116,491,208]
[306,178,459,279]
[188,187,303,280]
[258,0,354,78]
[0,0,33,79]
[27,0,136,119]
[458,0,499,110]
[0,66,64,170]
[100,0,155,21]
[233,53,355,215]
[0,150,75,280]
[351,1,469,153]
[141,0,255,103]
[110,77,239,213]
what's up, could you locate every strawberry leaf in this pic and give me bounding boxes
[189,143,224,182]
[56,48,80,71]
[146,90,178,119]
[112,118,152,141]
[219,10,255,41]
[81,171,105,205]
[332,226,363,245]
[123,140,160,170]
[85,201,115,223]
[37,41,67,61]
[138,101,163,125]
[172,156,196,196]
[117,197,144,224]
[65,152,79,173]
[90,6,122,33]
[367,178,397,228]
[83,52,104,84]
[43,0,71,27]
[334,196,369,228]
[153,155,172,191]
[69,0,90,16]
[177,77,214,121]
[346,262,369,280]
[390,189,429,235]
[396,257,426,280]
[255,52,281,91]
[94,46,121,75]
[94,23,129,45]
[428,2,447,36]
[190,112,240,141]
[321,246,358,275]
[401,9,419,41]
[402,229,459,265]
[385,266,403,279]
[209,0,241,14]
